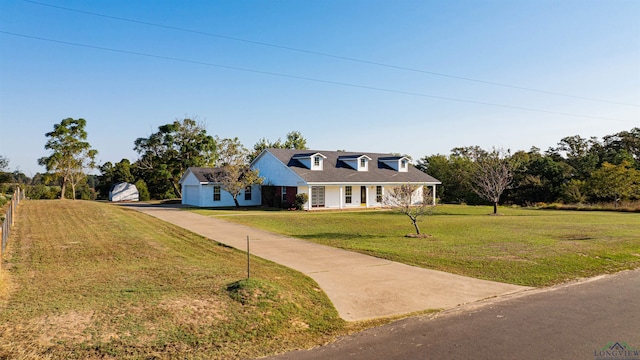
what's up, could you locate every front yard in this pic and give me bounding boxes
[193,205,640,287]
[0,201,359,359]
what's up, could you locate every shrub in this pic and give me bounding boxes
[25,185,60,199]
[135,180,150,201]
[294,193,308,210]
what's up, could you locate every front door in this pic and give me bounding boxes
[360,186,367,206]
[311,186,325,207]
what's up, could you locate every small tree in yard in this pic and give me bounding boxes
[216,165,263,207]
[470,148,513,214]
[384,184,436,236]
[215,137,263,207]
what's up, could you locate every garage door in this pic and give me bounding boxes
[183,185,200,206]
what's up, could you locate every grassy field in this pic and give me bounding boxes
[0,200,362,359]
[193,205,640,287]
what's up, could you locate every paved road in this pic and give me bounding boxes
[125,204,529,321]
[265,269,640,360]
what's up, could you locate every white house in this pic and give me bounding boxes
[250,149,441,210]
[108,182,139,202]
[179,167,262,207]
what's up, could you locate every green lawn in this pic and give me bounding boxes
[192,205,640,287]
[0,200,361,359]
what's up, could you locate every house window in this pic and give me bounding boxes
[401,160,407,169]
[213,186,221,201]
[282,186,287,202]
[244,186,252,201]
[314,156,321,167]
[345,186,352,204]
[376,186,382,202]
[360,158,366,168]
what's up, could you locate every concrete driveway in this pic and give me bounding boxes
[125,205,530,321]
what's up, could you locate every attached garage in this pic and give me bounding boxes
[182,185,200,206]
[178,167,262,208]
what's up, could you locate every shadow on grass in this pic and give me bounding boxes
[296,233,389,240]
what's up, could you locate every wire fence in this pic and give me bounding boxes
[1,187,24,268]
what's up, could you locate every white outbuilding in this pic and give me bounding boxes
[109,182,139,202]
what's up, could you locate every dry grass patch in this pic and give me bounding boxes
[0,200,357,359]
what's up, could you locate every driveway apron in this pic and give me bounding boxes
[126,205,530,321]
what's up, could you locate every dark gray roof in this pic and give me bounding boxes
[186,167,225,183]
[263,148,440,184]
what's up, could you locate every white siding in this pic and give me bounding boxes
[194,184,262,208]
[297,184,430,210]
[180,170,262,207]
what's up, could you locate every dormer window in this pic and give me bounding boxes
[339,154,371,171]
[293,152,326,170]
[378,156,410,172]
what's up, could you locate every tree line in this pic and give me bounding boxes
[1,117,638,208]
[417,128,640,207]
[0,118,307,201]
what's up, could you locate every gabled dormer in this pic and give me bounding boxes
[378,156,410,172]
[292,152,327,171]
[338,155,372,172]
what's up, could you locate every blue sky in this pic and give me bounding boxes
[1,0,638,175]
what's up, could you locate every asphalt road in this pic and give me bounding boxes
[264,269,640,360]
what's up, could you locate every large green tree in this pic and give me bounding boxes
[416,153,478,204]
[249,130,308,162]
[588,161,640,205]
[508,148,573,205]
[38,118,98,200]
[215,137,263,207]
[0,155,9,184]
[134,118,216,199]
[97,159,135,199]
[601,128,640,168]
[0,155,8,172]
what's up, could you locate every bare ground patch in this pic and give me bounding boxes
[158,296,229,325]
[33,310,94,345]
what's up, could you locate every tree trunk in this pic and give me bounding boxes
[71,183,76,200]
[234,196,240,207]
[172,181,182,198]
[412,218,421,234]
[493,202,498,214]
[60,182,66,200]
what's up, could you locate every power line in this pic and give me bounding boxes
[20,0,640,108]
[1,30,634,124]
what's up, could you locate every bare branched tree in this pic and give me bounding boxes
[383,184,436,236]
[470,148,513,214]
[215,137,263,207]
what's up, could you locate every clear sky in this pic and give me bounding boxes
[1,0,638,176]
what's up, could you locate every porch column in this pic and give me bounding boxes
[432,184,437,205]
[308,185,312,210]
[339,186,343,209]
[365,186,370,208]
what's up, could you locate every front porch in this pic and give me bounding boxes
[297,184,437,211]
